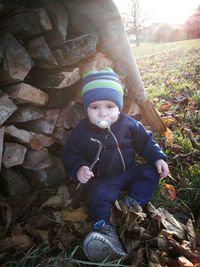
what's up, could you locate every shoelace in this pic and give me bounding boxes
[98,225,116,236]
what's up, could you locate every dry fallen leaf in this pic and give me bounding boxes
[115,200,146,231]
[169,238,200,262]
[41,195,63,208]
[31,229,49,243]
[186,219,196,250]
[62,207,88,222]
[178,256,194,267]
[0,235,33,252]
[164,128,174,147]
[162,183,176,200]
[162,116,178,127]
[159,102,171,112]
[157,230,172,252]
[56,185,71,207]
[148,203,186,240]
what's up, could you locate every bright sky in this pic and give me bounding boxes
[114,0,200,25]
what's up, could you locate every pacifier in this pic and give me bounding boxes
[96,120,110,129]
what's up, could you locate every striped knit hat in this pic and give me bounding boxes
[81,68,124,110]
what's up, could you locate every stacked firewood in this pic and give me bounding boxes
[0,0,114,198]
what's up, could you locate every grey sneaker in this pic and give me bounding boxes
[83,224,127,262]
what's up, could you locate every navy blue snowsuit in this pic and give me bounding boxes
[62,113,167,223]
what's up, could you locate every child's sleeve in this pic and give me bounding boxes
[131,120,167,164]
[62,130,90,180]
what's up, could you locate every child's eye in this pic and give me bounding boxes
[90,106,98,110]
[107,105,115,109]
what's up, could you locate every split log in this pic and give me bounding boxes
[30,67,80,89]
[42,82,81,108]
[2,142,27,168]
[0,2,19,17]
[53,33,98,66]
[56,101,84,130]
[24,36,58,68]
[0,8,52,40]
[0,33,33,86]
[45,108,60,122]
[6,82,49,106]
[5,125,55,150]
[38,0,69,48]
[53,127,71,146]
[0,1,37,18]
[78,51,114,76]
[0,94,18,127]
[22,119,57,135]
[22,148,52,171]
[1,168,31,198]
[8,106,44,123]
[0,0,30,20]
[21,108,59,135]
[32,156,66,186]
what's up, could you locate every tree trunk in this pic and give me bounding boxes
[135,29,140,47]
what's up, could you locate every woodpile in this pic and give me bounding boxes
[0,0,166,199]
[0,0,100,197]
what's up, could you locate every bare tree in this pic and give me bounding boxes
[121,0,148,46]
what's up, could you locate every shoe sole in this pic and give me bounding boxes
[83,232,126,262]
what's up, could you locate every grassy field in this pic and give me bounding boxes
[132,39,200,58]
[132,39,200,102]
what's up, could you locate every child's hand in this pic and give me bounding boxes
[77,166,94,184]
[155,159,169,178]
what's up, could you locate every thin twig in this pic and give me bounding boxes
[89,137,104,170]
[76,138,103,191]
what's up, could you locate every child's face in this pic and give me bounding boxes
[87,100,120,128]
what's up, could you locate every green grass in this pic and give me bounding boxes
[193,90,200,102]
[173,129,195,153]
[144,84,168,99]
[5,245,128,267]
[132,39,200,104]
[192,110,200,124]
[132,39,200,58]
